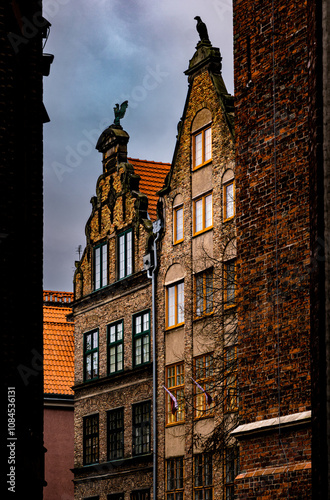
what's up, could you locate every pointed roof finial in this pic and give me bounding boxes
[194,16,210,44]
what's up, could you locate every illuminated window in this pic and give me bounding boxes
[174,205,184,244]
[224,447,239,500]
[194,453,213,499]
[107,408,124,460]
[193,193,213,235]
[224,346,238,412]
[132,401,151,456]
[84,330,98,381]
[108,321,123,375]
[193,126,212,169]
[194,354,214,418]
[83,414,99,465]
[166,457,184,500]
[195,269,213,317]
[166,281,184,329]
[118,229,133,279]
[223,180,235,221]
[94,242,107,290]
[224,260,236,307]
[133,310,150,367]
[166,363,185,424]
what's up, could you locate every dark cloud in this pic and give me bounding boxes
[43,0,233,292]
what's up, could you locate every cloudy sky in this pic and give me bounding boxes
[43,0,234,292]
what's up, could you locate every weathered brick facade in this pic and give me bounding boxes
[72,121,170,499]
[233,0,316,497]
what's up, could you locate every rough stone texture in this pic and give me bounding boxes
[233,0,314,496]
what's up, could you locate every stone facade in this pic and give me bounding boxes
[72,122,170,499]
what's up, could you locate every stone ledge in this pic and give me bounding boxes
[236,461,311,480]
[231,410,311,438]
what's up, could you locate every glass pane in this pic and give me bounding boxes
[93,331,98,349]
[167,286,175,327]
[95,247,100,289]
[86,333,92,351]
[196,275,203,316]
[117,344,123,370]
[126,231,132,276]
[92,351,98,377]
[204,127,212,161]
[135,338,142,365]
[135,315,142,334]
[143,335,150,362]
[143,313,149,332]
[195,199,203,233]
[175,207,183,241]
[117,322,123,340]
[205,194,212,228]
[194,132,202,166]
[119,235,125,279]
[226,261,235,304]
[110,347,116,373]
[86,354,91,379]
[205,273,213,313]
[177,282,184,324]
[102,244,107,286]
[226,182,234,219]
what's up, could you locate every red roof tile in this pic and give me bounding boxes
[128,158,170,220]
[43,291,74,396]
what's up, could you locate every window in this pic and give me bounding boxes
[108,321,123,375]
[195,269,213,317]
[166,457,184,500]
[83,414,99,465]
[118,229,133,279]
[193,193,213,235]
[224,260,236,307]
[223,180,235,221]
[224,346,238,412]
[194,454,213,499]
[133,311,150,367]
[193,126,212,169]
[166,281,184,329]
[166,363,185,424]
[108,495,124,500]
[174,205,184,244]
[130,490,150,500]
[107,408,124,460]
[84,330,98,381]
[94,242,107,290]
[224,447,239,500]
[132,401,151,456]
[194,354,214,418]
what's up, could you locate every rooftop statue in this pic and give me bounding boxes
[194,16,210,43]
[113,100,128,126]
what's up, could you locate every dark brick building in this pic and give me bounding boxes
[0,2,51,498]
[232,0,330,497]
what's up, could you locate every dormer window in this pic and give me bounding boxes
[94,243,107,290]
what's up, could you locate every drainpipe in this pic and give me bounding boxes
[147,219,162,500]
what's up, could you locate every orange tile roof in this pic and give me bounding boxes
[128,158,170,221]
[43,290,74,396]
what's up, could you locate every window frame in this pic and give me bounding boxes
[192,125,212,170]
[223,179,235,222]
[173,204,184,244]
[107,320,124,375]
[93,242,108,290]
[130,490,150,500]
[132,401,151,456]
[133,310,151,367]
[194,353,214,419]
[194,453,213,499]
[224,345,238,413]
[107,407,124,461]
[224,259,236,308]
[83,414,99,465]
[194,269,214,318]
[84,330,99,382]
[224,446,239,500]
[166,362,185,425]
[165,280,184,330]
[166,457,184,500]
[118,228,133,280]
[193,192,213,236]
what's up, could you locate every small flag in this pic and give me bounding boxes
[163,386,178,415]
[191,377,213,405]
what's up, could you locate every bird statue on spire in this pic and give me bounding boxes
[113,100,128,126]
[194,16,210,43]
